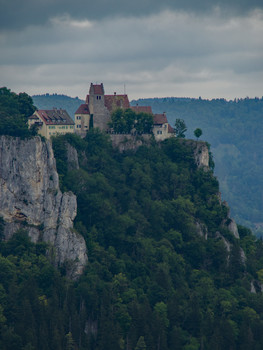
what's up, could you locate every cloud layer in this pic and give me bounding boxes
[0,3,263,99]
[1,0,263,30]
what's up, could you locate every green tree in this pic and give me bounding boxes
[154,302,169,350]
[135,112,153,133]
[194,128,202,140]
[0,87,36,138]
[174,118,187,138]
[135,336,147,350]
[65,332,75,350]
[109,108,153,134]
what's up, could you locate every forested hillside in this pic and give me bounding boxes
[2,89,262,349]
[2,129,263,350]
[131,97,263,235]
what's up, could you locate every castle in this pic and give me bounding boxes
[29,83,174,141]
[75,83,175,140]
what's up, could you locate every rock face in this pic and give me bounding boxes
[193,141,209,168]
[0,136,87,278]
[66,142,79,171]
[110,134,152,152]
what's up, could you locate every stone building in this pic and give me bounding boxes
[75,83,129,136]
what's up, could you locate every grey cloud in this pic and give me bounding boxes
[0,10,263,100]
[1,0,263,30]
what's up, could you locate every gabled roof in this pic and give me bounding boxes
[75,104,90,115]
[104,94,130,113]
[89,83,104,95]
[36,108,74,125]
[153,113,168,125]
[131,105,153,114]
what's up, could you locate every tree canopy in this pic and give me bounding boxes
[194,128,202,140]
[174,118,187,138]
[0,87,36,138]
[109,108,153,134]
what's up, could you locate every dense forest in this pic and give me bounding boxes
[2,89,263,349]
[131,97,263,234]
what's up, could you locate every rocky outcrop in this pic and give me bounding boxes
[216,231,231,253]
[66,142,79,171]
[178,139,209,169]
[227,218,240,239]
[195,220,208,240]
[221,201,240,239]
[110,134,152,152]
[0,136,87,278]
[193,141,209,168]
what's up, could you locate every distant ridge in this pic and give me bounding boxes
[32,94,85,120]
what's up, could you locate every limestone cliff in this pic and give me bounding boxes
[184,140,210,169]
[0,136,87,278]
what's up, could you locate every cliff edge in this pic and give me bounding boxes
[0,136,87,278]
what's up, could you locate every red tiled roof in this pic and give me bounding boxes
[89,83,104,95]
[36,109,74,125]
[104,94,130,113]
[153,113,168,125]
[131,105,153,114]
[168,124,174,133]
[75,104,90,114]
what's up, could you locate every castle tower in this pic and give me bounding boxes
[86,83,110,130]
[87,83,105,114]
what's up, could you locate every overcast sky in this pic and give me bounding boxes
[0,0,263,100]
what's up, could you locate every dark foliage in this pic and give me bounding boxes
[0,87,36,138]
[1,130,263,349]
[109,108,153,134]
